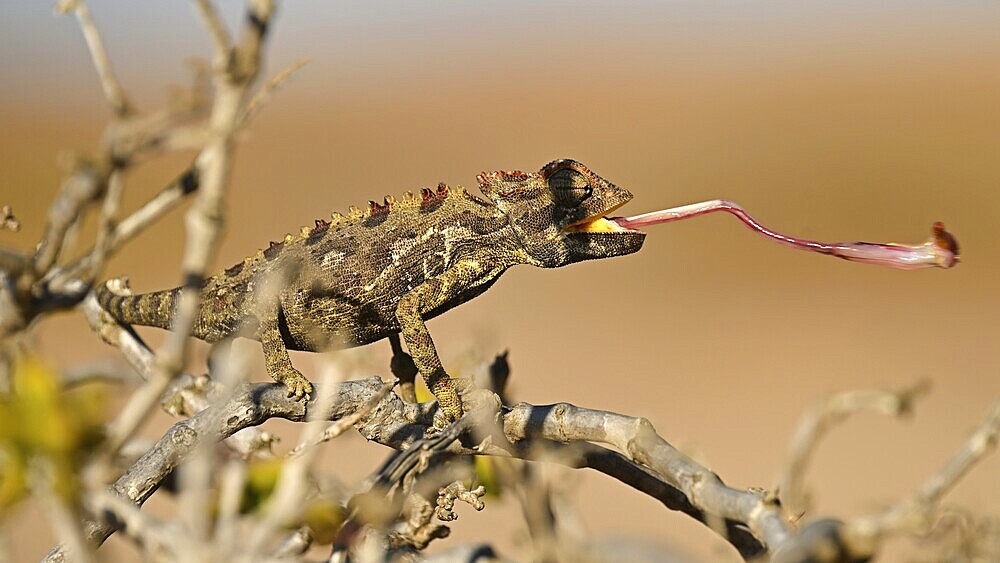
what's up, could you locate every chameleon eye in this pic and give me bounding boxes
[546,168,593,207]
[554,186,592,208]
[547,167,590,190]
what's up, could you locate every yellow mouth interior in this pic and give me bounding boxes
[564,216,629,233]
[562,200,632,233]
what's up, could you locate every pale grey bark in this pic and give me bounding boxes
[42,371,1000,562]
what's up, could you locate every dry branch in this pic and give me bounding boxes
[55,0,131,116]
[104,0,276,454]
[777,382,930,519]
[6,4,995,563]
[41,370,998,563]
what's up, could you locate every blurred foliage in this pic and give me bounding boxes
[301,497,345,544]
[0,356,107,513]
[240,458,344,544]
[240,457,283,514]
[473,456,502,499]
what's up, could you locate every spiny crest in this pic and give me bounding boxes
[368,196,391,215]
[300,218,326,237]
[232,182,482,268]
[417,182,451,206]
[263,239,284,260]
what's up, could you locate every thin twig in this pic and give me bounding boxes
[42,379,764,561]
[843,401,1000,556]
[241,58,310,124]
[83,168,126,282]
[0,248,30,277]
[32,163,102,279]
[77,289,270,456]
[48,166,199,288]
[176,343,249,559]
[213,460,248,557]
[776,382,930,519]
[192,0,232,64]
[104,0,276,455]
[87,490,174,557]
[287,377,398,458]
[33,460,95,563]
[55,0,131,116]
[247,367,343,555]
[43,373,1000,563]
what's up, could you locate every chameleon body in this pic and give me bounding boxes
[95,160,645,420]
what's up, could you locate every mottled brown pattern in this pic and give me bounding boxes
[95,160,645,419]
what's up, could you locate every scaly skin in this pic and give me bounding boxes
[95,159,646,421]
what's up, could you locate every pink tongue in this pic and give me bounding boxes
[612,200,959,270]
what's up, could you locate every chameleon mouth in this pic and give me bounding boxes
[563,216,636,233]
[563,202,638,233]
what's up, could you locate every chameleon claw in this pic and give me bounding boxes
[277,369,314,402]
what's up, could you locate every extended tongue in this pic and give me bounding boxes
[611,199,959,270]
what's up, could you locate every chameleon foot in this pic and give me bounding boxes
[431,376,474,425]
[274,367,314,401]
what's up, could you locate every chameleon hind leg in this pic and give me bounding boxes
[259,298,313,400]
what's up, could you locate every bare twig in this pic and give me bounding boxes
[241,58,310,124]
[78,290,270,456]
[213,460,248,557]
[44,380,765,560]
[192,0,232,64]
[83,169,126,282]
[32,163,102,279]
[247,367,343,555]
[33,460,95,563]
[843,401,1000,557]
[500,401,794,552]
[271,528,314,559]
[86,490,173,558]
[40,369,998,563]
[175,344,250,559]
[287,377,398,458]
[55,0,131,116]
[777,382,930,519]
[62,360,142,388]
[435,481,486,521]
[0,249,30,277]
[104,0,276,455]
[48,167,199,289]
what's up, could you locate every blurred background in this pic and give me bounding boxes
[2,1,999,561]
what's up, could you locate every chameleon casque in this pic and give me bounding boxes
[96,159,644,421]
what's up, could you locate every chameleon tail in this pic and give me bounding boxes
[94,280,178,330]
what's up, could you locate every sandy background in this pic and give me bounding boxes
[2,1,999,561]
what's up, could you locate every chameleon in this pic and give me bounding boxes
[95,158,960,422]
[95,159,645,421]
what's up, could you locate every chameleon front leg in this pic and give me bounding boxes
[396,259,494,421]
[259,298,314,400]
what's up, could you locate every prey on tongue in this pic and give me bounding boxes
[610,199,959,270]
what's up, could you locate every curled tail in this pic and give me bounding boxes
[94,280,178,330]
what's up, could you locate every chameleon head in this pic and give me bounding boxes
[476,159,646,267]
